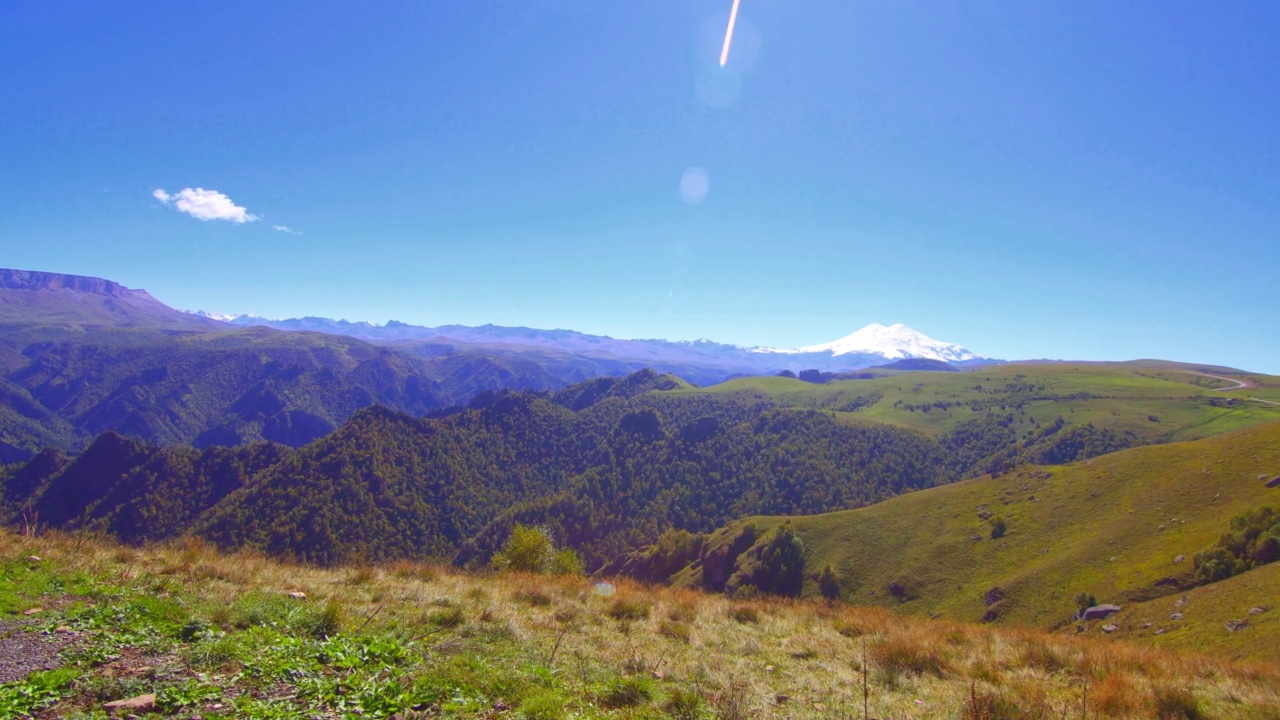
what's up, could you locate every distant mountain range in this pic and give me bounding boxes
[192,313,993,379]
[0,267,996,460]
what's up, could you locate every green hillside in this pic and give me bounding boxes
[2,373,951,568]
[1107,561,1280,661]
[660,420,1280,660]
[0,325,565,457]
[680,361,1280,443]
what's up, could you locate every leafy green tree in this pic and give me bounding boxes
[818,564,840,602]
[491,523,584,576]
[1193,506,1280,584]
[548,548,585,576]
[492,524,555,572]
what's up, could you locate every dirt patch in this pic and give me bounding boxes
[0,621,73,683]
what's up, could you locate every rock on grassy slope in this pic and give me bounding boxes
[2,529,1279,719]
[661,420,1280,661]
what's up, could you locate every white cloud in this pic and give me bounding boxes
[272,225,300,235]
[153,187,258,223]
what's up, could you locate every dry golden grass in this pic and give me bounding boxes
[5,528,1280,719]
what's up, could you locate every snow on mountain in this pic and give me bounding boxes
[187,310,238,323]
[756,323,979,362]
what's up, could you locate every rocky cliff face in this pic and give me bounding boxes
[0,269,143,298]
[0,267,220,331]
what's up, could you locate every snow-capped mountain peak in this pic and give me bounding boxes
[759,323,979,362]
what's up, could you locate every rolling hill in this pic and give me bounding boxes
[672,361,1280,475]
[649,419,1280,660]
[2,371,953,567]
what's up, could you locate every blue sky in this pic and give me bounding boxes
[2,2,1277,371]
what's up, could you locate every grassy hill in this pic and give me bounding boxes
[1108,561,1280,661]
[662,419,1280,661]
[3,529,1279,719]
[677,361,1280,444]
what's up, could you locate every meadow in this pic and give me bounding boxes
[4,529,1280,719]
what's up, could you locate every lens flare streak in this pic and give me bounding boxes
[719,0,742,67]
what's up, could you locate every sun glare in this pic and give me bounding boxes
[719,0,742,67]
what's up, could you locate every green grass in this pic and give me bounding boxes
[5,529,1280,718]
[1109,560,1280,660]
[671,361,1280,443]
[670,419,1280,661]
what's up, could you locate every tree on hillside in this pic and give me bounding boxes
[491,523,584,575]
[818,564,840,602]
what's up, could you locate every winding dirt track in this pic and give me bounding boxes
[1176,371,1280,406]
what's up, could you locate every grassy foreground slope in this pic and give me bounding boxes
[1108,560,1280,661]
[678,361,1280,445]
[2,530,1279,719]
[671,420,1280,660]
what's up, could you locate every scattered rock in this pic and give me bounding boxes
[103,693,156,714]
[1248,607,1266,615]
[0,620,75,683]
[287,592,307,600]
[1174,596,1187,607]
[1170,612,1184,621]
[1102,624,1118,633]
[651,669,665,680]
[1076,625,1085,633]
[1173,555,1185,564]
[813,703,828,712]
[1154,628,1166,636]
[22,608,42,616]
[1081,604,1122,621]
[1267,476,1280,489]
[776,694,791,704]
[492,699,509,712]
[25,555,41,563]
[1226,619,1250,632]
[1143,623,1152,629]
[983,586,1006,607]
[764,665,775,673]
[54,626,74,635]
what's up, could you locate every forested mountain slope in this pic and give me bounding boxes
[3,372,951,566]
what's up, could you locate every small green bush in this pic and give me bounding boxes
[492,524,585,576]
[989,516,1007,540]
[818,564,840,601]
[494,525,555,573]
[663,687,703,720]
[599,676,653,708]
[519,691,567,720]
[428,605,465,629]
[606,598,651,621]
[1153,685,1202,720]
[658,619,691,642]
